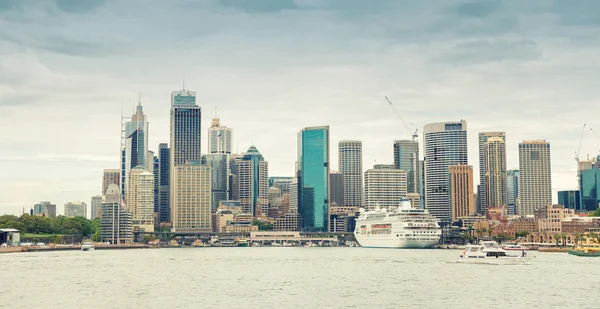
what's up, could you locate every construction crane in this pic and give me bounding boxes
[575,124,587,163]
[591,128,600,140]
[385,96,418,141]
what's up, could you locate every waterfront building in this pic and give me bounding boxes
[508,216,537,234]
[127,167,155,232]
[237,146,269,216]
[124,102,149,198]
[329,171,344,206]
[478,132,506,215]
[580,168,600,211]
[298,126,330,232]
[91,195,102,220]
[102,169,120,196]
[364,164,407,210]
[449,164,475,221]
[338,140,362,207]
[100,184,133,244]
[484,136,508,213]
[273,212,300,231]
[537,205,574,233]
[506,170,520,215]
[203,153,230,213]
[171,163,212,232]
[561,217,600,234]
[423,121,468,221]
[393,140,419,194]
[518,140,552,216]
[208,117,232,154]
[158,143,170,223]
[268,177,293,195]
[64,201,87,218]
[557,190,581,211]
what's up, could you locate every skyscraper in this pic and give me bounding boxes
[518,140,552,215]
[484,136,507,213]
[100,184,133,244]
[506,169,520,215]
[268,177,293,195]
[393,140,419,194]
[102,169,120,196]
[558,190,581,210]
[208,117,232,154]
[298,126,330,232]
[364,164,407,210]
[203,153,230,213]
[64,201,87,218]
[127,167,155,232]
[91,195,102,220]
[237,146,269,216]
[171,163,212,232]
[338,140,362,207]
[448,164,475,221]
[228,154,243,200]
[580,168,600,211]
[153,155,159,214]
[158,143,170,223]
[329,171,344,206]
[478,132,505,215]
[170,89,201,166]
[423,120,468,221]
[124,102,149,198]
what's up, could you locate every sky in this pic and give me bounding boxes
[1,0,600,216]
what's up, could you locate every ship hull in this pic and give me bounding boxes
[355,235,439,249]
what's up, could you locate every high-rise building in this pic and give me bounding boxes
[102,169,120,196]
[423,121,468,221]
[208,117,233,154]
[558,190,581,210]
[171,163,212,232]
[580,168,600,211]
[506,169,520,216]
[518,140,552,215]
[124,102,149,198]
[100,184,133,244]
[91,195,102,220]
[338,140,362,207]
[170,90,201,166]
[478,132,506,215]
[449,164,475,221]
[364,164,407,210]
[158,143,170,223]
[289,179,298,213]
[484,136,507,213]
[329,171,344,206]
[153,155,159,214]
[268,177,293,195]
[298,126,330,232]
[203,153,230,213]
[36,201,56,218]
[228,154,243,200]
[33,203,46,216]
[237,146,269,216]
[127,167,155,232]
[64,201,87,218]
[393,140,419,194]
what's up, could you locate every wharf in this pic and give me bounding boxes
[0,244,149,254]
[538,247,571,253]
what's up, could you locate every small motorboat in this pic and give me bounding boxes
[457,241,532,265]
[502,243,531,251]
[81,242,95,251]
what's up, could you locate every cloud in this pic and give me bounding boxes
[439,37,542,65]
[219,0,299,13]
[454,1,500,18]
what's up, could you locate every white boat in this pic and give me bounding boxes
[81,242,95,251]
[458,241,532,265]
[252,242,261,247]
[502,243,531,251]
[354,199,441,249]
[304,242,316,247]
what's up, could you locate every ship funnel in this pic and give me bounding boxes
[399,198,411,210]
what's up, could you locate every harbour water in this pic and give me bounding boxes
[2,248,598,309]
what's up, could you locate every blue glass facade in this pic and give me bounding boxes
[158,144,170,223]
[298,126,329,232]
[580,169,600,211]
[202,153,229,213]
[557,190,580,210]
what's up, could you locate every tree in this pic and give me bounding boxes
[590,208,600,217]
[462,232,474,244]
[554,233,562,247]
[481,227,487,237]
[515,231,529,239]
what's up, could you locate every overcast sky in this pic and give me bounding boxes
[1,0,599,216]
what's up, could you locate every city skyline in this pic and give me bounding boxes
[2,1,600,215]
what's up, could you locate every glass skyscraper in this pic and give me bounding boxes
[558,190,581,211]
[298,126,330,232]
[393,140,419,194]
[202,153,230,213]
[170,90,201,165]
[158,143,170,223]
[506,169,520,215]
[580,168,600,211]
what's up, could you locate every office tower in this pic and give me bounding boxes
[127,167,155,232]
[423,120,468,221]
[228,154,242,200]
[64,201,87,218]
[268,177,293,195]
[171,163,212,232]
[580,168,600,211]
[208,117,232,154]
[420,159,425,209]
[364,164,407,210]
[484,136,507,213]
[329,171,344,206]
[91,195,102,220]
[289,179,298,213]
[448,164,475,221]
[102,169,120,196]
[33,203,46,216]
[170,90,201,165]
[203,153,230,213]
[153,155,159,214]
[100,184,133,244]
[506,170,520,215]
[393,140,419,194]
[518,140,552,215]
[158,143,170,223]
[124,102,149,198]
[338,140,362,207]
[237,146,269,216]
[478,132,506,215]
[558,190,581,210]
[298,126,330,232]
[268,187,282,205]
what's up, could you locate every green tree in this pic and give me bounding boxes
[590,208,600,217]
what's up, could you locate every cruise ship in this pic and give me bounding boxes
[354,199,441,248]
